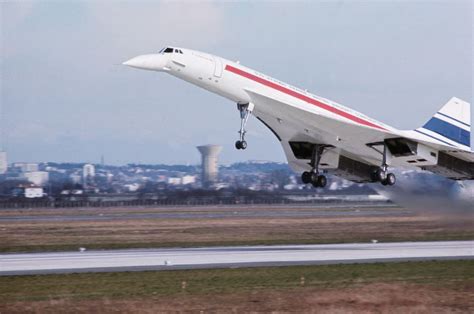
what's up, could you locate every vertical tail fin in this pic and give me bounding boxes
[416,97,471,148]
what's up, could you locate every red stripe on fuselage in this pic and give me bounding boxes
[225,65,386,131]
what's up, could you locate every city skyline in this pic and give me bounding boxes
[2,1,472,165]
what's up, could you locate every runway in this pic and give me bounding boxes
[1,241,472,275]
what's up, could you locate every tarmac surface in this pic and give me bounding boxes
[1,241,472,276]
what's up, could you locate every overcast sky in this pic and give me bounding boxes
[1,0,472,165]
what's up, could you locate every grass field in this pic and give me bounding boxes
[1,206,473,253]
[1,206,473,312]
[1,260,473,313]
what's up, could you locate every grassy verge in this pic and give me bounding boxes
[2,209,473,253]
[1,260,472,302]
[2,231,474,254]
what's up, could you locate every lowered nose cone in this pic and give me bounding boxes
[123,54,167,71]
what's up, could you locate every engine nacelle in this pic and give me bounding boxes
[384,138,474,180]
[423,152,474,180]
[329,155,379,183]
[289,142,378,183]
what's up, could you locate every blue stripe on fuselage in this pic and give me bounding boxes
[423,117,470,146]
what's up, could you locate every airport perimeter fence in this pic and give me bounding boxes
[0,197,391,209]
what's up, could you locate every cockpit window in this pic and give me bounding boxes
[159,47,183,54]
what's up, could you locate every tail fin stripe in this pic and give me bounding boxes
[414,129,456,147]
[423,117,470,146]
[436,111,470,127]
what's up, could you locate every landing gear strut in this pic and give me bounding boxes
[370,142,396,186]
[235,103,254,150]
[301,145,328,188]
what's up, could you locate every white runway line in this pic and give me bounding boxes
[1,241,473,275]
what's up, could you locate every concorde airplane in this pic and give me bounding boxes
[123,46,474,188]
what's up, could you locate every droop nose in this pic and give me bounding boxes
[122,54,167,71]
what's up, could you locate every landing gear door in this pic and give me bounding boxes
[213,57,223,78]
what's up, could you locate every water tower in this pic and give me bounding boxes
[197,145,222,188]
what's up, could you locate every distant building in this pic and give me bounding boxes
[197,145,222,188]
[106,172,114,183]
[83,164,95,186]
[70,173,82,184]
[181,175,196,185]
[13,162,39,172]
[83,164,95,178]
[13,184,44,198]
[24,171,49,186]
[167,177,182,185]
[124,183,140,192]
[60,189,84,195]
[25,186,44,198]
[156,175,167,183]
[0,151,6,174]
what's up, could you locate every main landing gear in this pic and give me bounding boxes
[235,103,254,150]
[372,165,396,186]
[301,145,328,188]
[370,142,396,186]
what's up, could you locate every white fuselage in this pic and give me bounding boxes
[166,49,391,130]
[123,47,469,174]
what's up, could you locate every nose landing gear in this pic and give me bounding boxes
[301,144,328,188]
[235,140,247,150]
[235,103,254,150]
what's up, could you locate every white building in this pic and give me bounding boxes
[83,164,95,178]
[69,173,82,184]
[181,175,196,185]
[124,183,140,192]
[13,162,39,172]
[25,186,44,198]
[167,177,182,185]
[0,151,6,174]
[83,164,95,186]
[24,171,49,186]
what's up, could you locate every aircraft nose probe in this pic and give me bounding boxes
[122,56,146,68]
[123,54,166,71]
